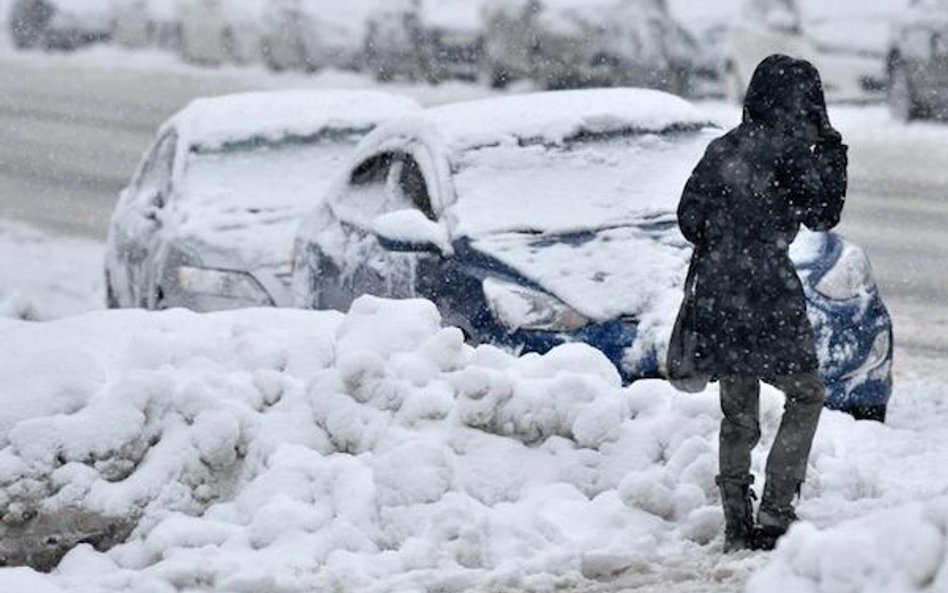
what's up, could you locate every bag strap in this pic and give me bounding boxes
[683,249,700,296]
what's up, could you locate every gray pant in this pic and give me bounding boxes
[719,373,825,513]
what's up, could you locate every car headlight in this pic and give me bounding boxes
[483,278,589,332]
[814,244,874,301]
[176,266,273,305]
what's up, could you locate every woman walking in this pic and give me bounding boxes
[676,54,848,552]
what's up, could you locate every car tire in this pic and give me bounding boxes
[888,64,921,122]
[848,404,887,423]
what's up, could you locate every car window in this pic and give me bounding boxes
[393,156,435,220]
[134,132,177,206]
[334,151,416,225]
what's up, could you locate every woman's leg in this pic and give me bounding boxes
[717,375,761,551]
[758,372,825,544]
[719,375,761,480]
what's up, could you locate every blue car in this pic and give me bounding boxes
[291,88,893,420]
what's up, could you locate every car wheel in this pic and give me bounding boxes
[888,64,921,122]
[847,404,887,423]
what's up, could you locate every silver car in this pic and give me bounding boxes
[481,0,697,92]
[105,90,420,311]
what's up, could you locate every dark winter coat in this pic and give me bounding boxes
[676,54,848,378]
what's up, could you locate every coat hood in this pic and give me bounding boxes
[742,54,835,144]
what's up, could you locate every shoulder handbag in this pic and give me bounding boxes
[667,252,709,393]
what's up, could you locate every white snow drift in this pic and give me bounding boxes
[0,296,944,593]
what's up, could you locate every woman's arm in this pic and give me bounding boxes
[782,138,848,232]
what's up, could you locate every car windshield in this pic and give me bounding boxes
[180,132,362,216]
[448,128,718,237]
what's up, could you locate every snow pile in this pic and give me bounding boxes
[0,294,945,591]
[0,220,103,320]
[0,296,755,592]
[747,497,948,593]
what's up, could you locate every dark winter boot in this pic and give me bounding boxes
[754,478,801,551]
[716,475,756,553]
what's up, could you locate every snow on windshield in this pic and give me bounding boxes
[173,135,360,266]
[448,128,718,238]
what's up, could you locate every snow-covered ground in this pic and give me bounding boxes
[0,291,946,593]
[0,221,103,320]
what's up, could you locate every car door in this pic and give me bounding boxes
[110,131,177,308]
[337,152,443,304]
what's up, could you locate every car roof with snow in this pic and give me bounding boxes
[167,90,421,151]
[357,88,714,156]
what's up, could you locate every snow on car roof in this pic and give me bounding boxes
[171,90,421,151]
[406,88,713,152]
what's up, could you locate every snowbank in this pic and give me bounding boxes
[748,497,948,593]
[0,294,943,592]
[0,296,754,591]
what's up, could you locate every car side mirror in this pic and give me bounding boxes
[372,210,453,256]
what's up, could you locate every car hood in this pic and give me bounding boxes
[470,221,829,323]
[470,218,690,323]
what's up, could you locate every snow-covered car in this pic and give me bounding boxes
[111,0,179,50]
[261,0,375,72]
[481,0,698,92]
[105,90,421,312]
[363,0,483,83]
[177,0,265,66]
[722,0,905,103]
[887,0,948,121]
[292,88,894,420]
[8,0,112,50]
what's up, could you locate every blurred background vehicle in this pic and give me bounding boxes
[111,0,179,51]
[177,0,266,66]
[420,0,484,83]
[364,0,428,81]
[105,90,420,312]
[292,88,893,420]
[481,0,698,93]
[723,0,907,103]
[176,0,228,65]
[363,0,484,83]
[8,0,112,50]
[262,0,375,72]
[887,0,948,120]
[666,0,744,97]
